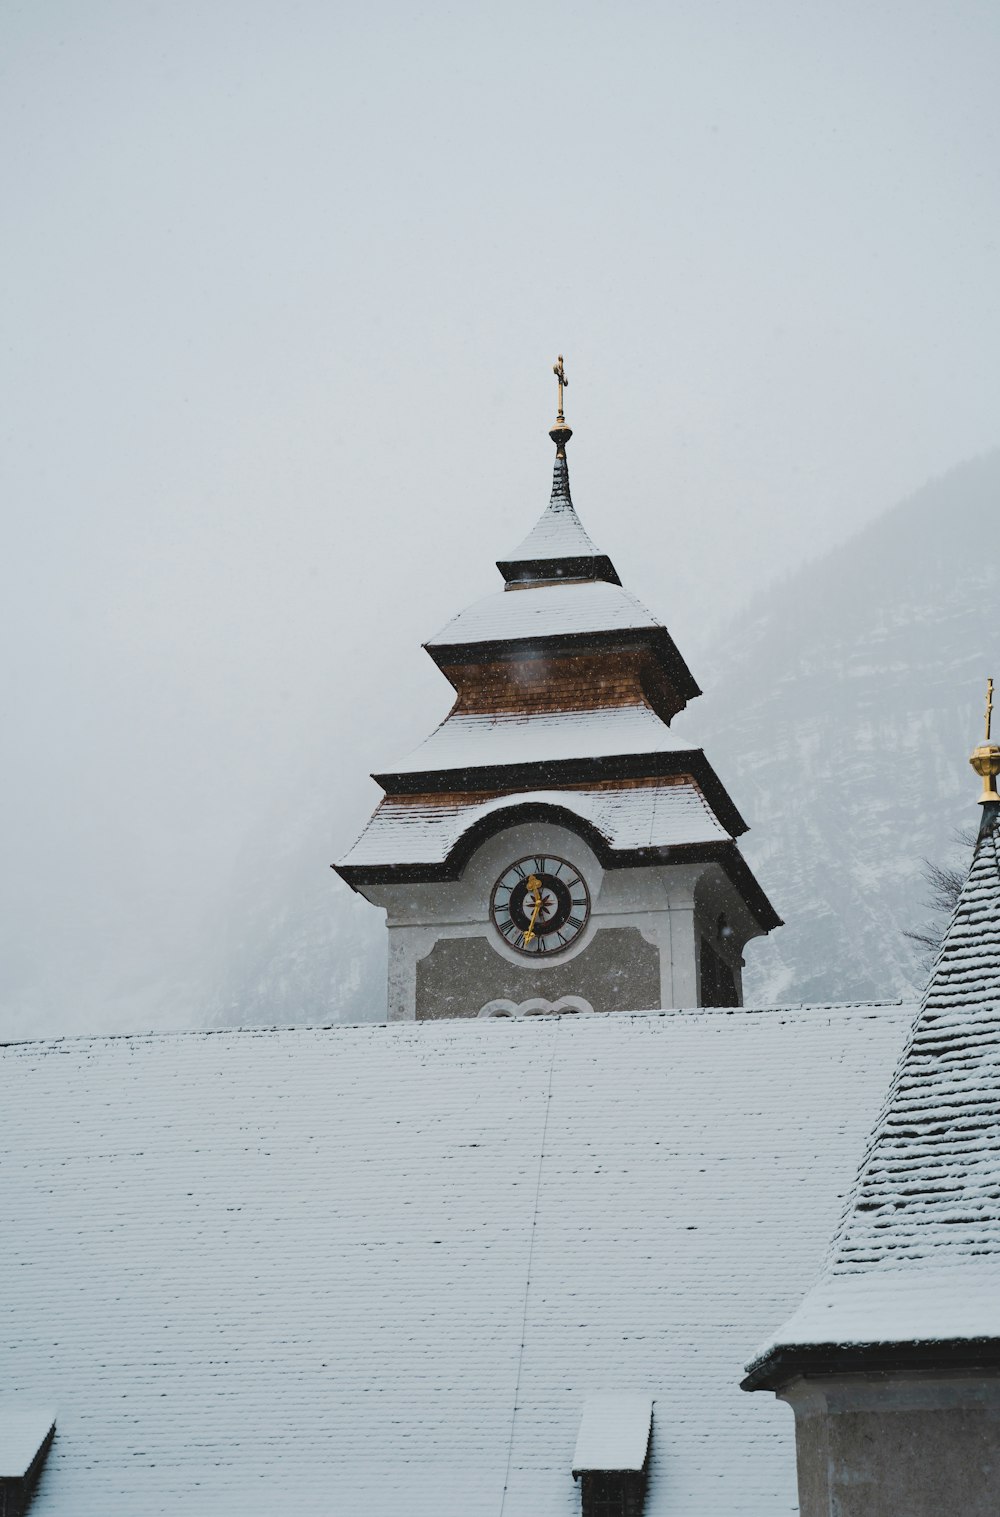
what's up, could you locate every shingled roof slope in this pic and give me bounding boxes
[0,1005,910,1515]
[745,804,1000,1367]
[500,453,605,566]
[339,782,729,870]
[383,704,690,775]
[426,579,660,648]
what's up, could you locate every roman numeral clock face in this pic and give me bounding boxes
[490,856,591,956]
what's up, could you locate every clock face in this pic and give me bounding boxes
[490,855,591,957]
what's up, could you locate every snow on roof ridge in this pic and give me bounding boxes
[0,1001,915,1053]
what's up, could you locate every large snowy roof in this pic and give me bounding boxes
[745,803,1000,1379]
[338,780,731,870]
[0,1005,911,1516]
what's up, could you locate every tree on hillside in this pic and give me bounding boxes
[904,826,977,967]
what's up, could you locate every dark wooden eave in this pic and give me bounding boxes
[425,627,701,706]
[742,1336,1000,1392]
[495,553,622,586]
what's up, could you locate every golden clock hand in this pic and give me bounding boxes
[524,896,543,943]
[523,875,544,943]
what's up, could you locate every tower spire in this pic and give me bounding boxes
[495,355,620,586]
[970,675,1000,812]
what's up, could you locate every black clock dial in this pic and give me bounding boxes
[490,855,591,956]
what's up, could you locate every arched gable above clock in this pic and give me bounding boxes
[334,362,780,1018]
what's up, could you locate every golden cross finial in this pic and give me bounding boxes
[552,354,568,422]
[971,675,1000,805]
[987,677,995,742]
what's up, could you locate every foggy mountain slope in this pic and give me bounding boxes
[207,759,391,1028]
[691,449,1000,1005]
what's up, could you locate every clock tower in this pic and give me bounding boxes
[334,361,780,1019]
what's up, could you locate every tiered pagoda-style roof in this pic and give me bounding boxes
[336,372,779,935]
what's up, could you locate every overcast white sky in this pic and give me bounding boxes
[2,0,999,1033]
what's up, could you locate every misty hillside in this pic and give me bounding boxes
[216,450,1000,1023]
[693,449,1000,1005]
[209,778,389,1028]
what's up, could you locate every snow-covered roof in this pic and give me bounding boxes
[0,1405,56,1480]
[0,1004,912,1516]
[746,803,1000,1373]
[755,1262,1000,1348]
[572,1395,653,1475]
[386,705,688,775]
[339,780,730,870]
[498,453,611,572]
[426,580,660,650]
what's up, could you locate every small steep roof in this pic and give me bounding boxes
[744,800,1000,1385]
[496,448,621,586]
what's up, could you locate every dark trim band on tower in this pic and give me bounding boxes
[496,553,622,587]
[741,1336,1000,1392]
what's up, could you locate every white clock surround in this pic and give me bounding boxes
[360,818,752,1021]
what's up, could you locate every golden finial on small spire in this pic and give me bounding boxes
[549,354,573,457]
[970,676,1000,805]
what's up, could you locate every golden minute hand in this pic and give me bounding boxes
[523,875,543,943]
